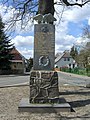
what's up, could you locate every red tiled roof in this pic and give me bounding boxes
[10,47,23,60]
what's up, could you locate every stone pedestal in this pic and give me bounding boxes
[18,98,71,113]
[29,71,59,103]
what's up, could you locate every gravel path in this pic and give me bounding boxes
[0,85,90,120]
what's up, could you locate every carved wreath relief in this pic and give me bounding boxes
[39,56,49,67]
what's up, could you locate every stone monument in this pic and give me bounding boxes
[30,14,59,103]
[18,13,71,112]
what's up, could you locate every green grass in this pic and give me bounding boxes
[61,68,90,77]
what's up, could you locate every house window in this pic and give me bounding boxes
[64,58,66,61]
[67,58,70,61]
[14,65,16,68]
[69,64,71,67]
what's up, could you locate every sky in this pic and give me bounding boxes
[0,1,90,59]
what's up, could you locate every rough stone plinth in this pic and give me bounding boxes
[29,71,59,103]
[18,98,71,113]
[33,24,55,70]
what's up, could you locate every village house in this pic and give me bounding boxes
[55,50,77,70]
[10,46,27,74]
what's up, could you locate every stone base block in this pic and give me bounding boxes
[30,71,59,103]
[18,98,71,113]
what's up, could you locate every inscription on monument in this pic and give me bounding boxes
[34,32,54,53]
[33,24,55,70]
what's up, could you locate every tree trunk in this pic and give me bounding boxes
[38,0,54,16]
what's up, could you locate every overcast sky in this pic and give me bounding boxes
[0,1,90,59]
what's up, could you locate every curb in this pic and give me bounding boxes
[0,83,29,88]
[0,74,30,78]
[58,71,90,80]
[0,73,30,78]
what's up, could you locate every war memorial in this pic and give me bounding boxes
[18,13,71,112]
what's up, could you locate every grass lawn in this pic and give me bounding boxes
[61,67,90,77]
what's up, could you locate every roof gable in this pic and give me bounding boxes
[62,52,72,58]
[55,51,72,63]
[10,47,23,60]
[55,53,64,63]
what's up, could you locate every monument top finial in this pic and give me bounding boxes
[33,13,56,24]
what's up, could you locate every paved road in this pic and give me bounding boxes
[58,71,90,86]
[0,72,90,87]
[0,75,30,87]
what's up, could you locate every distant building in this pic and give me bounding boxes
[55,51,77,69]
[10,46,27,74]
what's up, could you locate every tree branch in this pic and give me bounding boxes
[23,0,32,14]
[62,0,90,7]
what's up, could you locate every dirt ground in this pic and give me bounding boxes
[0,85,90,120]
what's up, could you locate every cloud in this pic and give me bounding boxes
[21,48,33,59]
[88,18,90,25]
[54,3,90,54]
[0,4,34,34]
[12,35,34,47]
[55,34,76,53]
[63,4,90,23]
[12,35,34,58]
[14,47,33,59]
[0,4,15,23]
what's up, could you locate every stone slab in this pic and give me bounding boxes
[18,98,71,113]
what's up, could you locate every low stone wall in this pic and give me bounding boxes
[0,69,24,75]
[0,70,11,75]
[11,69,24,74]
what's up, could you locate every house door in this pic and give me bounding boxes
[73,64,75,68]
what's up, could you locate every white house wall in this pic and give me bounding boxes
[55,57,77,68]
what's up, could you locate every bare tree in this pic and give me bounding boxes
[1,0,90,30]
[83,25,90,38]
[78,42,90,68]
[76,25,90,68]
